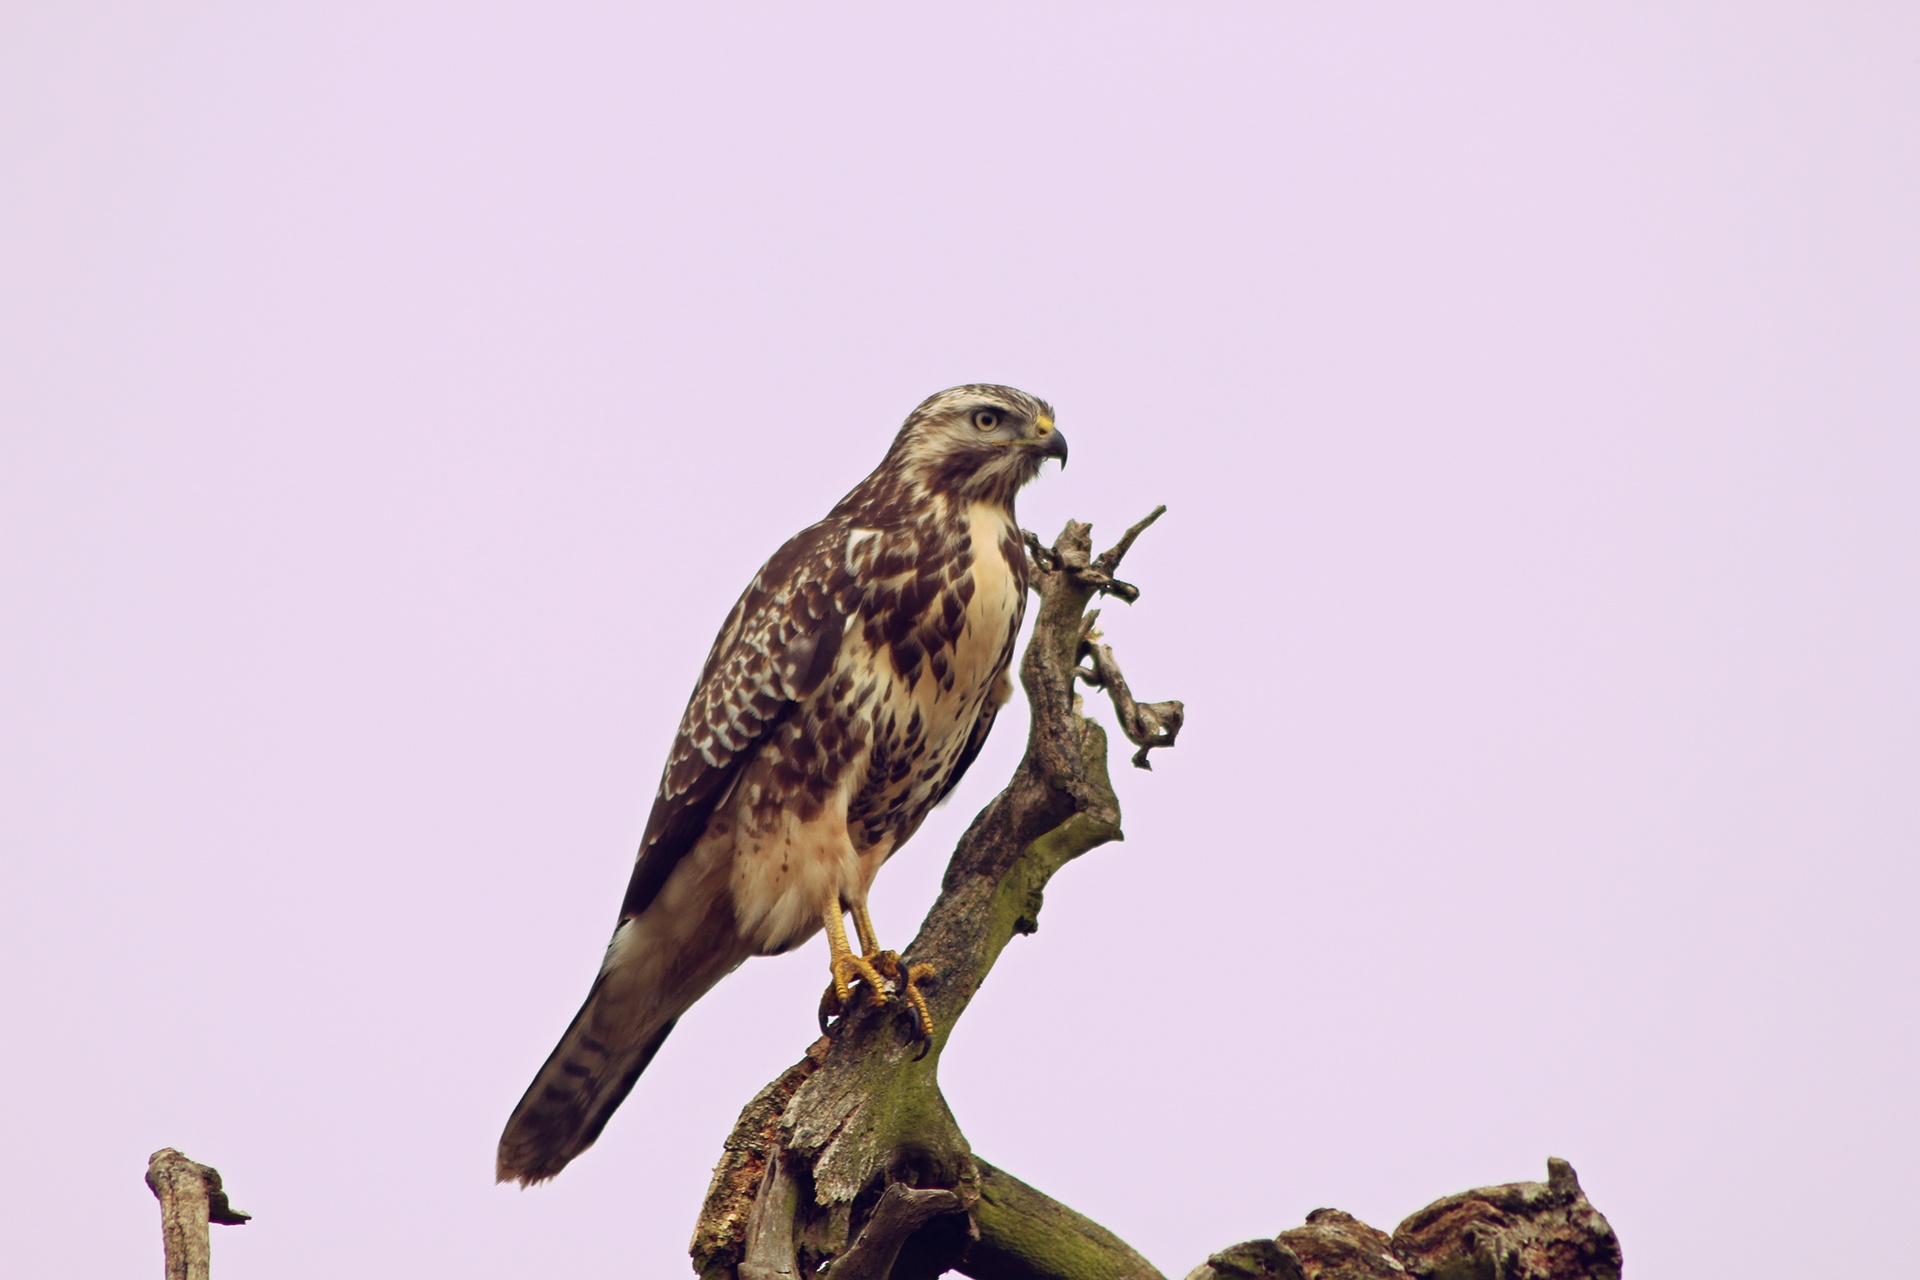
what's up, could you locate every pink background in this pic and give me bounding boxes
[3,5,1915,1277]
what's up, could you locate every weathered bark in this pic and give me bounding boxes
[1276,1209,1402,1280]
[1183,1160,1620,1280]
[695,1054,825,1279]
[1390,1158,1620,1280]
[1183,1239,1307,1280]
[962,1162,1165,1280]
[145,1149,248,1280]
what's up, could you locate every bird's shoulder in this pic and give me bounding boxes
[666,515,855,796]
[620,516,850,918]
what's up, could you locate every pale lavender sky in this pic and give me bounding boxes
[3,5,1915,1278]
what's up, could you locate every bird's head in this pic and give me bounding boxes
[885,384,1068,507]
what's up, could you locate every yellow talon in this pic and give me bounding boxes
[873,953,939,1048]
[823,906,889,1008]
[819,903,939,1050]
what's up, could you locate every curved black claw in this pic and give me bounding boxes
[906,1001,931,1062]
[870,952,937,1059]
[820,949,892,1036]
[819,953,938,1052]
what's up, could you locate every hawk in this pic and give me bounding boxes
[497,385,1068,1185]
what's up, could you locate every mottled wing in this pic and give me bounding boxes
[934,679,1008,806]
[618,519,849,919]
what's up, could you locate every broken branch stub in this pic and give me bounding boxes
[145,1149,248,1280]
[1391,1157,1621,1280]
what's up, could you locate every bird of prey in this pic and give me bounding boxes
[497,385,1068,1185]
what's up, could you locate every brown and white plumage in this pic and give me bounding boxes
[497,385,1066,1184]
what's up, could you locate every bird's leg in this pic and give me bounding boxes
[849,899,938,1052]
[819,903,891,1032]
[850,899,883,958]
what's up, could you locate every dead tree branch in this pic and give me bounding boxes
[688,513,1621,1280]
[145,1149,248,1280]
[966,1162,1164,1280]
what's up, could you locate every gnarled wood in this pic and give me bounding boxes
[1391,1158,1621,1280]
[1183,1161,1621,1280]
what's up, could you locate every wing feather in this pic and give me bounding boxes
[619,519,849,919]
[935,691,1003,806]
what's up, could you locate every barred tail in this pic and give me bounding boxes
[496,922,691,1185]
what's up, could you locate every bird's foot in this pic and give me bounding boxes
[817,952,938,1058]
[874,952,938,1056]
[818,949,889,1033]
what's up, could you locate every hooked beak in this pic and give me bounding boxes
[1032,424,1069,469]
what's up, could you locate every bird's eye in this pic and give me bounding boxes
[972,409,1001,431]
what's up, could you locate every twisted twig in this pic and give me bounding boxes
[1076,610,1184,770]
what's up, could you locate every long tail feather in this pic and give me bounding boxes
[494,972,678,1183]
[499,819,752,1185]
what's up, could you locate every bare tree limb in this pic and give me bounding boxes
[1089,504,1167,595]
[145,1149,247,1280]
[958,1161,1165,1280]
